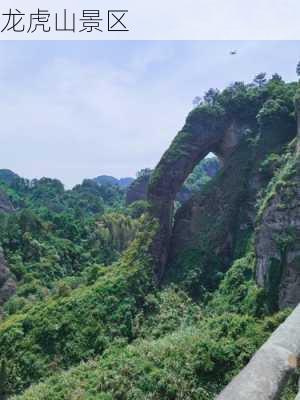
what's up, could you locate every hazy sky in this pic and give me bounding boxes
[0,40,300,187]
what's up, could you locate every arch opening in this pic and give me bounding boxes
[147,109,247,280]
[173,153,221,215]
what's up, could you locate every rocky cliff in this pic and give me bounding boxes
[147,77,298,300]
[147,107,248,279]
[126,158,220,206]
[255,94,300,311]
[168,126,296,295]
[126,172,151,205]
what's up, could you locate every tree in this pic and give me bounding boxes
[192,96,202,107]
[296,61,300,77]
[204,88,220,105]
[254,72,267,87]
[136,168,152,179]
[0,359,8,399]
[270,73,283,82]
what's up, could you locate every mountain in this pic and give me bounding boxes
[0,169,20,186]
[0,73,299,400]
[93,175,134,188]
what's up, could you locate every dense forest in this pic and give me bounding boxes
[0,72,299,399]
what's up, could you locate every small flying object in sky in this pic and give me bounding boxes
[230,50,237,55]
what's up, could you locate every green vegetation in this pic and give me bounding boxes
[184,157,220,193]
[257,139,299,222]
[208,251,266,317]
[13,309,289,400]
[0,216,158,396]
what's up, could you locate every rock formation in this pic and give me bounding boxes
[255,92,300,310]
[126,158,220,207]
[126,171,191,206]
[215,87,300,399]
[126,172,151,205]
[148,89,297,290]
[147,105,250,279]
[255,152,300,310]
[169,139,253,286]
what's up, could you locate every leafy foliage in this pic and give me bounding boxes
[0,216,158,396]
[0,174,141,318]
[13,305,290,400]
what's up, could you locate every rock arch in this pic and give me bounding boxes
[147,106,247,279]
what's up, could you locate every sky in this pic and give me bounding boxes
[0,40,300,188]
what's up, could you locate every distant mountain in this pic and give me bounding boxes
[93,175,134,188]
[0,169,20,186]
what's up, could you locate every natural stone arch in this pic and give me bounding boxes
[147,106,247,279]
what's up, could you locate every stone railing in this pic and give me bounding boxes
[216,304,300,399]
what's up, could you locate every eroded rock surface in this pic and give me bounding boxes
[256,147,300,310]
[169,140,254,284]
[126,159,220,207]
[147,105,249,278]
[126,172,192,206]
[126,173,151,205]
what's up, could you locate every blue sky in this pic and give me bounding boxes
[0,40,299,187]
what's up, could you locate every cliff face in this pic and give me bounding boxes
[173,143,300,310]
[255,97,300,310]
[168,126,296,296]
[148,78,298,304]
[126,173,151,205]
[147,105,248,279]
[169,138,255,292]
[255,153,300,310]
